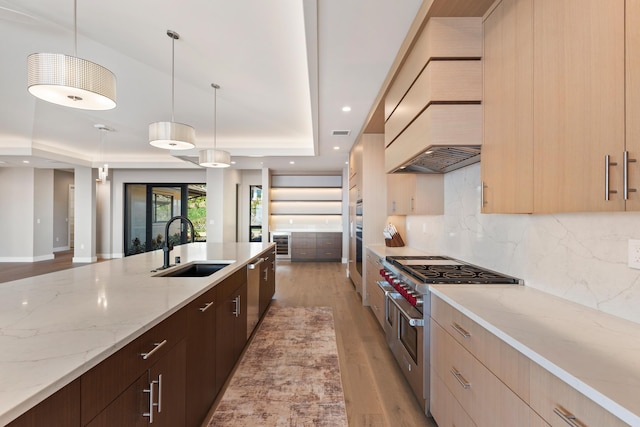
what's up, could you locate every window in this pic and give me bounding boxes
[124,183,206,256]
[249,185,262,242]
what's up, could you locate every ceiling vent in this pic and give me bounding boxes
[332,130,351,136]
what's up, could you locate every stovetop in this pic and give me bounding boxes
[385,255,521,285]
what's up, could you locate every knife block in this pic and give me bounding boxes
[385,233,405,247]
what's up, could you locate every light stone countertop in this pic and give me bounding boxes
[431,285,640,426]
[0,241,274,426]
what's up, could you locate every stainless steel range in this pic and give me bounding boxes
[377,255,522,416]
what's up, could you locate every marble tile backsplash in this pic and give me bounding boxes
[405,163,640,325]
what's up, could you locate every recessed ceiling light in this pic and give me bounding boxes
[23,160,30,164]
[289,161,295,165]
[231,161,236,165]
[342,106,351,112]
[333,146,340,150]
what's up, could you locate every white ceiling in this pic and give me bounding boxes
[0,0,422,173]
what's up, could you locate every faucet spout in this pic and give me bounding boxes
[162,215,195,269]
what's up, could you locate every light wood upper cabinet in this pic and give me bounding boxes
[483,0,635,214]
[533,0,625,213]
[387,174,444,215]
[481,0,534,214]
[626,0,640,211]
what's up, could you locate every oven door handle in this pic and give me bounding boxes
[389,296,424,327]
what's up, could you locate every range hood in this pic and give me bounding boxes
[389,145,481,174]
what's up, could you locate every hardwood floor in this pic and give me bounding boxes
[273,261,436,427]
[0,254,436,427]
[0,251,98,284]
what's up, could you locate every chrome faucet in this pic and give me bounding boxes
[162,215,195,269]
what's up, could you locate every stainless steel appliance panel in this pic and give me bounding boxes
[246,257,264,338]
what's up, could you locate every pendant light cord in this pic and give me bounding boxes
[212,84,218,150]
[73,0,77,56]
[171,35,175,122]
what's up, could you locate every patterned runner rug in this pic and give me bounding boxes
[207,306,349,427]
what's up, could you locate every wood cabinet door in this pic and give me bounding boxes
[149,339,186,427]
[85,374,149,427]
[626,0,640,211]
[387,174,413,215]
[185,288,217,427]
[533,0,625,213]
[215,280,247,392]
[481,0,534,213]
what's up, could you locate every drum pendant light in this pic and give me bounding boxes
[199,83,230,167]
[149,30,195,150]
[27,0,116,110]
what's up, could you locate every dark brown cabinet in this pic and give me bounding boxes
[259,248,276,317]
[215,268,248,391]
[7,379,80,427]
[81,310,187,426]
[291,232,342,261]
[185,286,218,427]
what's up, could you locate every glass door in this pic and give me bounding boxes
[249,185,262,242]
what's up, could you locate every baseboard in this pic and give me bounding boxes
[53,246,71,253]
[0,254,55,262]
[72,256,97,263]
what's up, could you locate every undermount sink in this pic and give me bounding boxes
[154,261,234,277]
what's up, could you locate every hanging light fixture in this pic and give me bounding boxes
[149,30,195,150]
[199,83,230,168]
[94,124,112,183]
[27,0,116,110]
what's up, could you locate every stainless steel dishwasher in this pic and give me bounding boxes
[246,257,264,338]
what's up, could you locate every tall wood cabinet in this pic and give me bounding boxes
[482,0,640,214]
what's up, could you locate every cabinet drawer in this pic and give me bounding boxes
[291,249,316,260]
[430,368,475,427]
[315,249,341,261]
[80,309,187,425]
[530,362,628,427]
[431,295,530,402]
[431,320,530,426]
[367,278,385,329]
[385,104,482,173]
[385,60,482,146]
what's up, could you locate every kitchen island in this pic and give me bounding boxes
[0,242,275,426]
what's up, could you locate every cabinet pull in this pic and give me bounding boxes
[451,322,471,339]
[624,151,637,200]
[605,155,618,200]
[263,267,268,281]
[143,377,160,423]
[481,181,487,207]
[157,374,163,413]
[410,197,414,212]
[553,407,580,427]
[141,339,167,360]
[233,295,241,317]
[199,301,214,312]
[450,368,471,389]
[391,200,396,213]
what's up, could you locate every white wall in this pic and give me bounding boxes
[53,170,73,251]
[33,169,54,259]
[405,163,640,325]
[0,168,34,260]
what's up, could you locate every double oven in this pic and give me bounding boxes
[377,255,522,415]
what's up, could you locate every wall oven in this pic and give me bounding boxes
[354,200,363,276]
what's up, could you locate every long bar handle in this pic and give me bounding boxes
[605,155,618,200]
[233,295,241,317]
[553,407,580,427]
[624,151,637,200]
[450,368,471,389]
[199,301,214,312]
[451,322,471,339]
[141,339,167,360]
[157,374,162,414]
[143,378,158,423]
[263,266,269,282]
[481,181,487,207]
[410,197,414,212]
